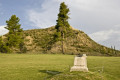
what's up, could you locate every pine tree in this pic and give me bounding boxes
[55,2,70,54]
[5,15,24,52]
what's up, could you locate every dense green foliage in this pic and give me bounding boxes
[0,36,3,49]
[0,54,120,80]
[0,36,3,52]
[55,2,70,32]
[0,15,26,53]
[5,15,23,47]
[0,36,10,53]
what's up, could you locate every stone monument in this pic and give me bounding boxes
[70,54,88,72]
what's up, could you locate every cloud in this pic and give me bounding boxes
[27,9,56,28]
[26,0,60,28]
[114,24,120,28]
[57,0,99,11]
[89,30,115,42]
[89,29,120,49]
[26,0,120,30]
[0,25,8,36]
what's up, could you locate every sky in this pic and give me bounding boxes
[0,0,120,50]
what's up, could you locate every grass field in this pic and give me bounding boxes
[0,54,120,80]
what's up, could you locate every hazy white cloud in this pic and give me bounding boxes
[27,0,120,31]
[89,30,115,42]
[26,0,60,28]
[89,29,120,49]
[114,24,120,28]
[0,25,8,36]
[27,9,56,28]
[56,0,99,11]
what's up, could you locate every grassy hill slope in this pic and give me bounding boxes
[23,26,120,56]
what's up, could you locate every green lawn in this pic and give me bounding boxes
[0,54,120,80]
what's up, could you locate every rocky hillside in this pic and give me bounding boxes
[23,26,120,56]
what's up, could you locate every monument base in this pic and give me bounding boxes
[70,54,88,72]
[70,66,88,72]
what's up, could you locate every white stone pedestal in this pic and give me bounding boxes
[70,54,88,72]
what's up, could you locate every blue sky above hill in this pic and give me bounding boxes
[0,0,120,49]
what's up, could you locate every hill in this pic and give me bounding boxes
[23,26,120,56]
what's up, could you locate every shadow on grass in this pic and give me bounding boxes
[39,70,62,80]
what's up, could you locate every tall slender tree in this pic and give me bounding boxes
[5,15,24,52]
[55,2,70,54]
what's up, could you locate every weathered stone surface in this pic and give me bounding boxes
[70,54,88,72]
